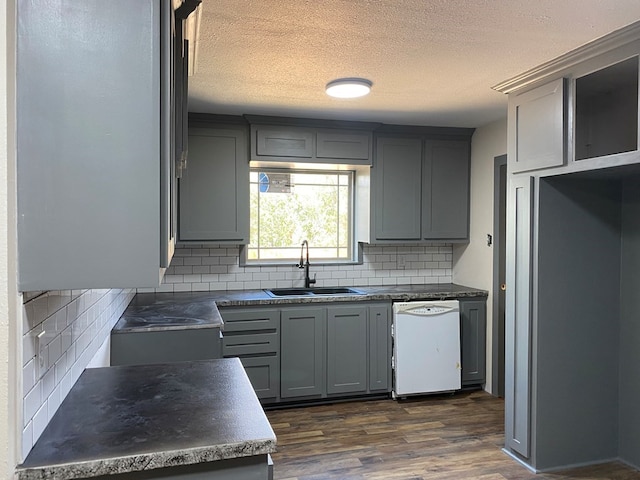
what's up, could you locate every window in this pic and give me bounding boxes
[247,168,354,263]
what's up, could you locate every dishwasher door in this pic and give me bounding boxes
[392,300,461,397]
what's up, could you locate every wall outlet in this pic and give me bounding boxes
[36,330,47,372]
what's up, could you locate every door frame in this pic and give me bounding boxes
[492,154,507,397]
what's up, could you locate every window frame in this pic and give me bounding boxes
[242,166,359,266]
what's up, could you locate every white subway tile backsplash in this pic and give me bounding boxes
[22,422,33,461]
[140,243,453,293]
[32,403,49,445]
[21,288,134,460]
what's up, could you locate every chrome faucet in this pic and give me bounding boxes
[298,240,317,288]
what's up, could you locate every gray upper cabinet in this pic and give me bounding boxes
[374,137,423,241]
[508,78,566,173]
[179,126,249,243]
[423,140,470,240]
[249,121,374,165]
[316,130,371,161]
[326,306,368,395]
[574,56,638,161]
[372,135,471,243]
[255,125,315,159]
[16,0,176,291]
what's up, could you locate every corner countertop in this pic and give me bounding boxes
[112,292,224,333]
[16,358,276,480]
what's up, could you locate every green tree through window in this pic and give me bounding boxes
[248,169,353,262]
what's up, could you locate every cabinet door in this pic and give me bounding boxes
[16,0,171,290]
[179,127,249,242]
[280,308,325,398]
[373,137,423,240]
[504,175,534,458]
[238,356,280,400]
[460,299,487,385]
[326,306,368,395]
[368,304,391,392]
[423,140,470,240]
[509,78,566,173]
[316,130,372,163]
[254,125,314,158]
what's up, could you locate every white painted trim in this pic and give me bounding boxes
[493,20,640,94]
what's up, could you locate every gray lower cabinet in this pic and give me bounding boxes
[368,304,392,392]
[372,135,472,243]
[459,298,487,386]
[110,327,222,367]
[326,305,368,395]
[179,126,249,242]
[221,308,280,402]
[281,303,392,401]
[280,308,326,399]
[222,303,392,404]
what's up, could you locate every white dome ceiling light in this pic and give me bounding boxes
[325,78,372,99]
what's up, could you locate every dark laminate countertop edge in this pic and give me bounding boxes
[16,440,277,480]
[16,360,277,480]
[212,290,488,308]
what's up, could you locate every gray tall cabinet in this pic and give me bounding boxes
[495,21,640,472]
[16,0,185,290]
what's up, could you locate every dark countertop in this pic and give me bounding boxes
[195,283,488,308]
[113,292,224,333]
[16,358,277,480]
[113,283,486,332]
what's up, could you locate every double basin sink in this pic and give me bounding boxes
[264,287,366,298]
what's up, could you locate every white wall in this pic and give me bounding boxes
[452,118,507,394]
[1,0,18,477]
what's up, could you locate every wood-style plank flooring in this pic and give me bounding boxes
[266,390,640,480]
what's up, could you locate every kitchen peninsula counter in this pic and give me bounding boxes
[16,358,276,480]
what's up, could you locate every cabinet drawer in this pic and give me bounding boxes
[255,126,314,158]
[316,131,371,161]
[221,310,280,332]
[223,332,279,356]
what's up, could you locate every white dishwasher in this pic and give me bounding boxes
[392,300,461,398]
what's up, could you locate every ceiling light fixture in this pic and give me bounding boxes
[325,78,372,99]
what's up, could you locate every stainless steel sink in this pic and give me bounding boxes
[264,287,366,298]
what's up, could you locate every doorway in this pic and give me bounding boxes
[492,154,507,397]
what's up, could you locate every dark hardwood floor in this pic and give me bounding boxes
[266,390,640,480]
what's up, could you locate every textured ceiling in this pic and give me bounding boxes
[188,0,640,128]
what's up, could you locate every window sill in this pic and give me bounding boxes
[239,244,364,267]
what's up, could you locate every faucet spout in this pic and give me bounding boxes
[298,240,316,288]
